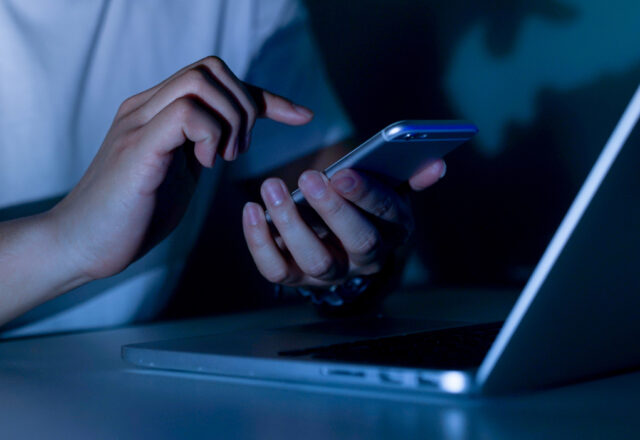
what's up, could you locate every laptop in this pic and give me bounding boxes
[122,84,640,395]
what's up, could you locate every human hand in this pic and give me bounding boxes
[242,158,446,289]
[49,56,313,284]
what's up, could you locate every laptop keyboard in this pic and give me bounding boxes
[279,321,503,370]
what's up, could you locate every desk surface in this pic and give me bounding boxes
[1,289,638,440]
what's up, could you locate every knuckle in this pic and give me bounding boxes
[123,106,149,128]
[373,195,395,218]
[117,96,139,117]
[272,209,294,228]
[204,55,225,72]
[113,129,140,151]
[322,196,345,217]
[305,255,334,279]
[351,230,380,257]
[264,266,290,284]
[172,97,196,119]
[183,69,206,93]
[246,228,268,249]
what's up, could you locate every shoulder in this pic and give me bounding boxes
[247,0,309,49]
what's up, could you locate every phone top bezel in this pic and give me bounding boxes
[382,120,478,142]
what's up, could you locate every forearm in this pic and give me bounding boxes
[0,212,88,326]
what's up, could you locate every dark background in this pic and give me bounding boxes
[166,0,640,318]
[303,0,639,286]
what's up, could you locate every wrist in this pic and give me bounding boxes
[0,212,91,326]
[39,209,93,295]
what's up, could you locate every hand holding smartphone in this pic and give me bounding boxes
[252,120,477,289]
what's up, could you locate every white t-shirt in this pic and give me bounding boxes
[0,0,351,337]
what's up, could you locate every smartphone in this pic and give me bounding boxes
[290,119,477,204]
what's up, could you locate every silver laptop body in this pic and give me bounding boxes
[123,85,640,395]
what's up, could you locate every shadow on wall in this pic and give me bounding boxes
[305,0,640,286]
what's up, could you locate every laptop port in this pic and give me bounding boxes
[322,368,366,378]
[379,371,419,387]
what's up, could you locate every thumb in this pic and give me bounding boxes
[408,159,447,191]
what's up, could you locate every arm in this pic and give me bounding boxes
[0,213,88,325]
[0,56,312,327]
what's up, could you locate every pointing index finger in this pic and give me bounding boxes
[244,83,314,126]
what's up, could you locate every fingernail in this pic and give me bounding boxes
[293,104,313,119]
[439,161,447,179]
[264,180,286,206]
[333,175,357,194]
[300,171,327,199]
[244,203,260,226]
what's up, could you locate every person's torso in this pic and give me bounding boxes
[0,0,281,337]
